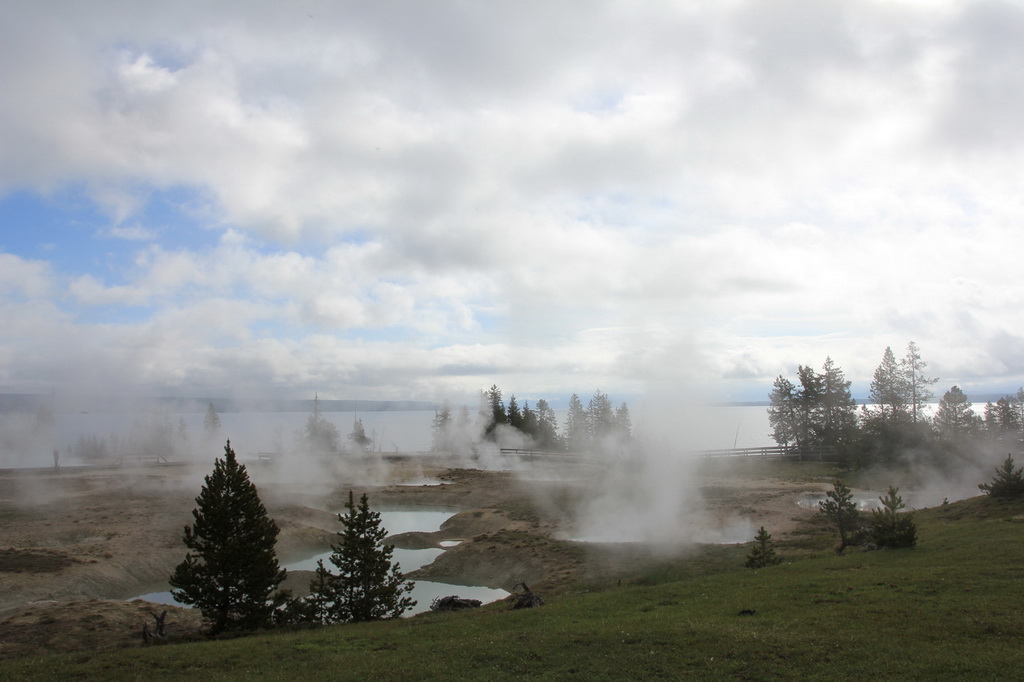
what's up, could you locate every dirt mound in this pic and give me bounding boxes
[0,599,204,658]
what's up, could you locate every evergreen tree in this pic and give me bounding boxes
[564,393,588,452]
[861,346,921,465]
[586,390,615,445]
[868,346,912,427]
[507,394,524,431]
[169,440,286,634]
[902,342,937,424]
[204,402,221,432]
[520,400,538,440]
[794,365,824,448]
[484,385,506,440]
[869,486,916,548]
[1016,387,1024,431]
[430,402,453,451]
[819,357,858,447]
[348,417,372,451]
[978,454,1024,498]
[933,386,981,441]
[303,394,341,454]
[319,491,415,622]
[306,559,336,625]
[614,402,632,439]
[984,396,1021,439]
[768,358,856,453]
[768,375,801,448]
[745,526,782,569]
[819,480,861,554]
[534,399,561,451]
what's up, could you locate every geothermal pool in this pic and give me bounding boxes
[131,508,508,615]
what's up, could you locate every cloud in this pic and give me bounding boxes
[0,254,54,299]
[97,224,158,241]
[1,1,1023,402]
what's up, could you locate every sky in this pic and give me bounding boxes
[2,0,1024,407]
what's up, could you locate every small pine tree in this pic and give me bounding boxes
[869,486,917,548]
[169,440,286,634]
[431,402,453,451]
[819,479,861,554]
[745,526,782,569]
[349,417,372,451]
[978,454,1024,498]
[303,394,341,454]
[304,559,336,625]
[311,491,415,623]
[203,402,221,432]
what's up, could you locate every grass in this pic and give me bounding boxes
[4,493,1023,680]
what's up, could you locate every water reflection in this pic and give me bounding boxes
[129,508,508,613]
[796,493,885,511]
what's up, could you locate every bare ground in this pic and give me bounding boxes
[0,454,834,657]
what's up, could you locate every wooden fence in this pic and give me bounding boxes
[113,454,169,465]
[501,445,838,461]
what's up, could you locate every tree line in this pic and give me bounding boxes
[769,341,1023,468]
[430,385,632,454]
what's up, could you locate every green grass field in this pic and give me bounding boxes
[4,494,1023,681]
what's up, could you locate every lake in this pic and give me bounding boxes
[4,403,780,468]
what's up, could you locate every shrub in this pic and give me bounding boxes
[745,526,782,569]
[869,486,917,549]
[819,479,861,554]
[978,454,1024,498]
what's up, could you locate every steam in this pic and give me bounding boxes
[561,439,756,547]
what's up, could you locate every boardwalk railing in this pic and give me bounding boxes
[113,453,169,465]
[499,448,586,461]
[698,445,838,461]
[501,445,839,461]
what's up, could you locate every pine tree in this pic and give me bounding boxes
[306,559,336,625]
[564,393,588,452]
[869,346,911,426]
[745,526,782,569]
[303,394,341,454]
[204,402,221,432]
[819,480,861,554]
[507,394,523,431]
[614,402,632,438]
[586,390,615,445]
[520,400,538,439]
[430,402,453,451]
[318,491,415,622]
[984,396,1021,437]
[934,386,981,441]
[869,486,917,548]
[484,385,506,440]
[534,399,561,451]
[768,375,801,448]
[169,440,286,634]
[819,357,857,447]
[978,454,1024,498]
[348,417,372,451]
[902,342,937,424]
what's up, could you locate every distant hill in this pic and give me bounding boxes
[0,394,440,414]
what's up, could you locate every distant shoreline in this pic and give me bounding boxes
[0,394,440,414]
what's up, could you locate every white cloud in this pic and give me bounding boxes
[1,1,1023,401]
[98,224,158,241]
[0,254,54,299]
